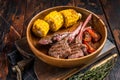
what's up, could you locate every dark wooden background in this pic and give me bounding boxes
[0,0,120,80]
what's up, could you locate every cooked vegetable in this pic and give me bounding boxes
[83,41,96,53]
[83,31,92,42]
[44,11,64,31]
[32,19,49,37]
[60,9,82,28]
[86,28,101,42]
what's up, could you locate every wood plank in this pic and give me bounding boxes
[0,0,26,53]
[0,0,9,17]
[8,0,26,37]
[54,0,74,6]
[100,0,120,53]
[105,56,120,80]
[100,0,120,80]
[24,0,54,23]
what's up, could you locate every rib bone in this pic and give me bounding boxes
[75,14,92,43]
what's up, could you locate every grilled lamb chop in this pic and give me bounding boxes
[68,43,83,59]
[68,14,92,59]
[75,14,92,43]
[49,14,92,59]
[48,38,71,58]
[38,36,53,45]
[48,22,83,58]
[52,32,70,41]
[38,32,70,45]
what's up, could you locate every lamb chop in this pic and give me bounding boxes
[48,38,71,58]
[38,32,70,45]
[82,27,101,53]
[48,14,92,59]
[48,22,83,58]
[68,14,92,59]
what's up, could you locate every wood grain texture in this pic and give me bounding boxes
[105,57,120,80]
[100,0,120,79]
[54,0,74,6]
[100,0,120,53]
[9,0,25,37]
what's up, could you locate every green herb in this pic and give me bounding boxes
[68,59,115,80]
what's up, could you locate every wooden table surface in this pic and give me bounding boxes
[0,0,120,80]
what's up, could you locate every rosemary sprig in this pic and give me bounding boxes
[68,55,117,80]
